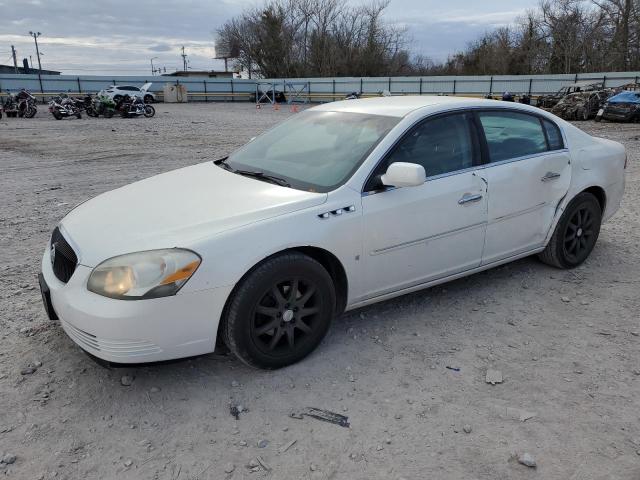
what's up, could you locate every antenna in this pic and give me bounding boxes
[180,46,187,72]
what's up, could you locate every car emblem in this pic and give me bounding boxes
[50,242,57,266]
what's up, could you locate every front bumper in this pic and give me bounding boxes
[41,248,233,363]
[602,107,638,122]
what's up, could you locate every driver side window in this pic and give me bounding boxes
[384,112,478,179]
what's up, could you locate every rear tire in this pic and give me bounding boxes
[144,94,154,104]
[221,252,336,369]
[538,192,602,269]
[143,105,155,118]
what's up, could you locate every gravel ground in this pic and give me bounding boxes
[1,103,639,480]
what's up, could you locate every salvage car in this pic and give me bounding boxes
[39,96,626,369]
[598,90,640,122]
[536,81,603,109]
[551,88,612,120]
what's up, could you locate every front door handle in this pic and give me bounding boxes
[458,193,483,205]
[541,171,561,182]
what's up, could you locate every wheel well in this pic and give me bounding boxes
[215,247,349,349]
[582,186,606,213]
[292,246,348,315]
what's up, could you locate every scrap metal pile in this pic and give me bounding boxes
[538,81,640,122]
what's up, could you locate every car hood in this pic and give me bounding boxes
[61,162,327,266]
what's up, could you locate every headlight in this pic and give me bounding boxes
[87,249,201,300]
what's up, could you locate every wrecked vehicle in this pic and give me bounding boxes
[551,89,612,121]
[597,90,640,123]
[536,81,603,109]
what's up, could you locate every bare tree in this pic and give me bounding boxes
[216,0,640,78]
[216,0,414,78]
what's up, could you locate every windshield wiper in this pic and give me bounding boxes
[215,157,234,172]
[215,158,290,187]
[235,169,291,188]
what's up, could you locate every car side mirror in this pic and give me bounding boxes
[381,162,426,188]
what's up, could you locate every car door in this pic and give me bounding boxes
[359,112,488,300]
[477,110,571,265]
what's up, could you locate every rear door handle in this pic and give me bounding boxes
[541,171,561,182]
[458,193,483,205]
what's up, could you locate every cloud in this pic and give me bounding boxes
[0,0,533,73]
[149,44,172,52]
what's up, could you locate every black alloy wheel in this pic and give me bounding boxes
[539,192,602,268]
[222,252,336,369]
[251,278,320,355]
[562,204,597,264]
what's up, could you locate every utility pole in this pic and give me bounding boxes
[181,46,187,72]
[28,31,43,73]
[11,45,18,73]
[151,56,158,76]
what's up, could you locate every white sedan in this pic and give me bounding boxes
[39,96,626,369]
[99,83,155,103]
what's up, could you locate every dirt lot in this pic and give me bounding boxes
[0,103,639,480]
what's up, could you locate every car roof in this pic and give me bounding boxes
[311,95,525,118]
[567,81,602,88]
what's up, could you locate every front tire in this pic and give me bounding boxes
[539,192,602,269]
[221,252,336,369]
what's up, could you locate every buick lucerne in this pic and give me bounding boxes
[39,96,626,369]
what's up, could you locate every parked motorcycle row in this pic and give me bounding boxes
[1,90,155,120]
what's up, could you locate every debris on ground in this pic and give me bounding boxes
[223,463,235,473]
[279,439,297,453]
[120,375,133,386]
[445,366,460,372]
[1,453,17,465]
[290,407,350,428]
[20,365,38,375]
[485,369,503,385]
[229,403,248,420]
[463,424,472,433]
[256,456,271,471]
[517,452,537,468]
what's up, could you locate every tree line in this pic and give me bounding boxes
[215,0,640,78]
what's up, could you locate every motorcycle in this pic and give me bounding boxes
[48,94,82,120]
[3,90,37,118]
[117,95,155,118]
[17,90,37,118]
[86,94,116,118]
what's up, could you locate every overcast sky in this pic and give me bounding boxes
[0,0,534,76]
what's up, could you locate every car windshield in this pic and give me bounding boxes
[224,110,399,192]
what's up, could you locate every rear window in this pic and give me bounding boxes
[543,119,564,150]
[478,111,548,162]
